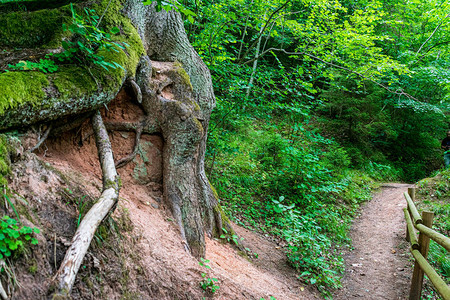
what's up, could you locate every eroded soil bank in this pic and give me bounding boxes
[5,86,320,299]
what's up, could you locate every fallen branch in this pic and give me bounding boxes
[0,261,7,300]
[52,110,120,298]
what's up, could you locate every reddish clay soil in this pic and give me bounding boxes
[34,90,320,300]
[334,183,413,300]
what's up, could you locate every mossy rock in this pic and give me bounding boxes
[0,0,145,130]
[0,6,71,48]
[0,0,81,13]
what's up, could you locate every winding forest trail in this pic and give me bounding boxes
[334,183,413,300]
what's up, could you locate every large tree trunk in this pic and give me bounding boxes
[124,1,233,258]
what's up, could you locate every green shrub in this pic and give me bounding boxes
[0,215,39,259]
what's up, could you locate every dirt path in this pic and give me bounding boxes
[334,183,413,300]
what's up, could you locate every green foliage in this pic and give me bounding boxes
[198,258,220,293]
[416,170,450,286]
[219,227,241,246]
[188,0,450,295]
[142,0,196,23]
[76,195,87,227]
[0,215,39,260]
[51,3,127,71]
[206,109,375,293]
[6,59,58,73]
[200,275,220,293]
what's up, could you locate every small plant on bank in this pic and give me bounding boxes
[198,258,220,294]
[6,59,58,73]
[219,227,242,246]
[0,215,39,259]
[2,3,127,74]
[50,3,127,71]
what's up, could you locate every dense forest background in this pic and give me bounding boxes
[178,0,449,295]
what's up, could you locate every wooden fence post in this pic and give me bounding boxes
[408,187,416,202]
[406,188,416,242]
[409,211,434,300]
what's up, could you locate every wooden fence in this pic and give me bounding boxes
[404,187,450,300]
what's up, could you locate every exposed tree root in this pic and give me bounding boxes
[28,124,52,153]
[115,123,143,169]
[104,118,158,134]
[129,78,142,104]
[52,110,120,298]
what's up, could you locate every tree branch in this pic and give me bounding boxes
[242,47,419,101]
[416,13,450,55]
[238,0,291,64]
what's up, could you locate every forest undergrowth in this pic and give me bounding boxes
[186,0,450,296]
[415,169,450,299]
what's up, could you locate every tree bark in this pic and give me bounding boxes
[124,1,234,258]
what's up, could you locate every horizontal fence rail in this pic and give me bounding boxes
[404,187,450,300]
[415,223,450,253]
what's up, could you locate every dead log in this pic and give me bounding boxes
[52,110,120,298]
[0,261,7,300]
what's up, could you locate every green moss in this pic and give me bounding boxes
[51,292,70,300]
[28,258,38,274]
[0,72,49,115]
[92,0,145,78]
[0,135,10,187]
[174,61,193,91]
[0,0,145,131]
[0,6,70,48]
[193,118,204,133]
[52,66,98,99]
[213,203,235,238]
[209,180,219,200]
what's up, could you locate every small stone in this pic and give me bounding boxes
[93,256,100,269]
[151,203,159,209]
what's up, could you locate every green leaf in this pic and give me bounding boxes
[110,27,120,34]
